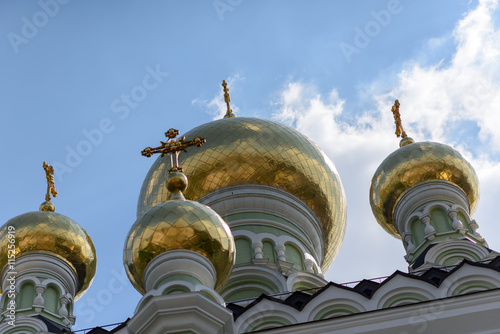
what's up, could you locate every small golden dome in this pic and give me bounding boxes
[0,211,97,300]
[137,117,346,270]
[370,141,479,237]
[124,199,235,294]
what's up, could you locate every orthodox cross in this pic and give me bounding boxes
[43,161,58,202]
[222,80,236,118]
[391,99,408,138]
[141,128,206,172]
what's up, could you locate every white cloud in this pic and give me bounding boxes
[272,0,500,283]
[387,0,500,151]
[192,74,244,120]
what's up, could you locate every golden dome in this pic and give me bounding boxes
[124,198,235,294]
[0,211,97,300]
[370,141,479,237]
[137,117,346,270]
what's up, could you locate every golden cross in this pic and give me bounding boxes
[42,161,58,202]
[391,99,407,138]
[222,80,235,118]
[141,128,206,172]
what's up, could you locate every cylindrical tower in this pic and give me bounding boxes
[125,131,236,334]
[0,163,96,333]
[370,101,491,272]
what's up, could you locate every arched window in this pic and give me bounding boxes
[262,240,277,262]
[285,243,304,270]
[43,285,60,314]
[18,282,35,309]
[410,217,425,246]
[429,207,451,233]
[235,237,252,264]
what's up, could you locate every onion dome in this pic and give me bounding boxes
[369,101,479,237]
[125,149,235,294]
[0,162,96,300]
[0,212,97,300]
[137,116,346,270]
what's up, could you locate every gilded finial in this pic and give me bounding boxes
[40,161,57,212]
[141,128,206,173]
[222,80,236,119]
[391,100,414,147]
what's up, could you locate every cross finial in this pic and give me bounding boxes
[141,128,206,173]
[222,80,236,119]
[391,99,407,139]
[43,161,57,202]
[40,161,57,211]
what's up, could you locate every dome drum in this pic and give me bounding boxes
[197,184,326,266]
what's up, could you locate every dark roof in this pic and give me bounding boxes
[227,255,500,320]
[87,327,110,334]
[73,319,129,334]
[33,314,72,333]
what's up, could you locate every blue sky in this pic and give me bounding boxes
[1,0,500,330]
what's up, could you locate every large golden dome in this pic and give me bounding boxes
[124,198,235,294]
[137,117,346,270]
[370,141,479,237]
[0,211,97,300]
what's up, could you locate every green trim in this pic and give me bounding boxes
[4,326,37,334]
[199,290,218,303]
[225,289,271,302]
[314,304,360,320]
[412,233,476,260]
[429,207,451,234]
[410,218,425,247]
[18,282,35,309]
[221,277,280,294]
[225,212,308,240]
[232,224,291,238]
[231,224,314,256]
[163,285,190,295]
[263,240,277,263]
[436,248,480,265]
[246,317,291,332]
[43,285,60,314]
[292,283,316,292]
[156,274,201,289]
[285,243,305,270]
[382,293,428,308]
[452,281,496,296]
[235,237,253,265]
[458,211,472,232]
[220,277,280,302]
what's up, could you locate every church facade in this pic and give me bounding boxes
[1,86,500,333]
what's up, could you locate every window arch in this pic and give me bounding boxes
[285,243,304,270]
[234,237,252,264]
[262,239,277,263]
[43,285,60,314]
[18,281,35,309]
